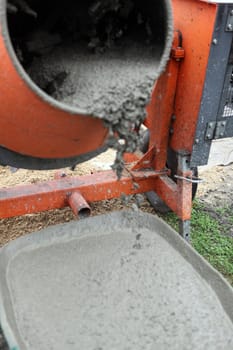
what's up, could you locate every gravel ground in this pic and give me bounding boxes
[197,163,233,209]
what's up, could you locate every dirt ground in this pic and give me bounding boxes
[197,163,233,208]
[0,150,232,247]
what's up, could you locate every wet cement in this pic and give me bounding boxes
[7,0,173,175]
[28,41,160,118]
[27,41,162,176]
[1,211,233,350]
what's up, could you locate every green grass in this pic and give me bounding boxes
[163,201,233,285]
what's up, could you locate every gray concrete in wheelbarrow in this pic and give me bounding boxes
[0,210,233,350]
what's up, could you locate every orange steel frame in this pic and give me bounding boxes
[0,0,218,237]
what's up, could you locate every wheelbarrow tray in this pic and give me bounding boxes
[0,210,233,350]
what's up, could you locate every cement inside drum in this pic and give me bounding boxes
[6,0,173,176]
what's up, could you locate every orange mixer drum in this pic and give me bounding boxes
[0,0,173,169]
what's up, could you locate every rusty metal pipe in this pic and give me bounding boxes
[67,192,91,219]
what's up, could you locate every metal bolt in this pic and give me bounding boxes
[230,9,233,15]
[221,121,226,126]
[171,115,176,121]
[227,23,233,31]
[206,134,211,139]
[220,132,224,137]
[212,38,218,45]
[170,128,174,135]
[195,138,199,144]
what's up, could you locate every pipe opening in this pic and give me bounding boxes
[67,192,91,219]
[78,207,92,219]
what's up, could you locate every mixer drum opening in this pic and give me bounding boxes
[6,0,173,118]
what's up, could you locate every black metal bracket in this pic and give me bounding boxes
[191,4,233,167]
[225,8,233,32]
[205,120,227,140]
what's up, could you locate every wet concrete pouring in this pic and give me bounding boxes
[7,0,172,176]
[28,41,159,176]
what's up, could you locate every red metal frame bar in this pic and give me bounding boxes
[147,39,182,171]
[0,169,167,218]
[170,0,217,152]
[0,165,193,221]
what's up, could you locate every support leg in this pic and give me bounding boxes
[179,219,191,242]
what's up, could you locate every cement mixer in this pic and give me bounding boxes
[0,0,198,236]
[0,1,233,349]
